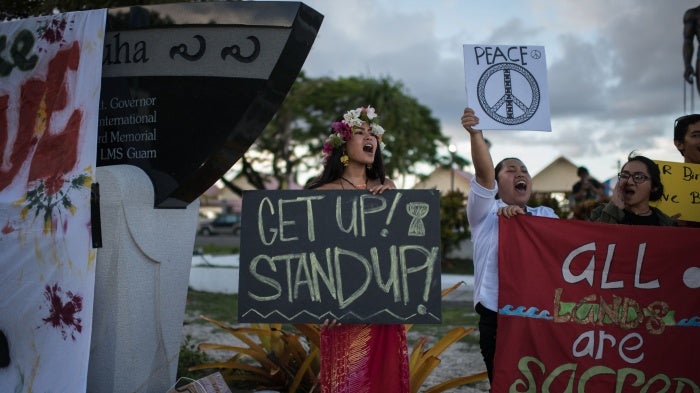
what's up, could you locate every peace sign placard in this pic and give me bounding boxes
[463,44,551,131]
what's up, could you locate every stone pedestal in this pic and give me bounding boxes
[87,165,198,393]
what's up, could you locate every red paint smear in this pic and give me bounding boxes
[28,110,81,194]
[42,283,83,341]
[0,41,82,193]
[40,18,67,45]
[1,222,14,234]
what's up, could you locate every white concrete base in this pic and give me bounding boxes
[87,165,199,393]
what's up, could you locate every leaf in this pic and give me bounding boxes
[410,356,441,393]
[197,344,277,370]
[423,327,473,360]
[407,320,484,392]
[189,360,267,377]
[292,323,320,348]
[199,315,267,351]
[289,347,319,393]
[193,318,322,392]
[423,372,489,393]
[440,281,465,298]
[408,336,428,370]
[281,333,310,362]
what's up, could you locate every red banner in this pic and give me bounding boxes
[496,216,700,392]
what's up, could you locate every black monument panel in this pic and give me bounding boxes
[98,2,323,208]
[98,76,266,204]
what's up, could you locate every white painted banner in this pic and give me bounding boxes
[463,44,551,131]
[0,9,105,392]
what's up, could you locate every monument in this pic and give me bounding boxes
[88,2,322,392]
[97,1,322,208]
[684,4,700,97]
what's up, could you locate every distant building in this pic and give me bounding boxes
[412,166,473,196]
[531,156,579,194]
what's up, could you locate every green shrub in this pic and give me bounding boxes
[177,335,214,381]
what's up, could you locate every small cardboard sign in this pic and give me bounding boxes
[167,372,232,393]
[463,44,551,131]
[237,189,443,324]
[651,160,700,222]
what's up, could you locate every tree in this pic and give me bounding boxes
[237,74,449,191]
[0,0,180,21]
[440,189,469,261]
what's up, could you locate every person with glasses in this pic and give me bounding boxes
[673,114,700,164]
[590,153,676,226]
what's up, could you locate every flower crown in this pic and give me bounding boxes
[321,106,386,164]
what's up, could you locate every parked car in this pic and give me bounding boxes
[197,213,241,236]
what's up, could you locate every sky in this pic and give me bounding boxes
[275,0,700,184]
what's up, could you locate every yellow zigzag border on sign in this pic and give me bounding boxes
[241,308,441,322]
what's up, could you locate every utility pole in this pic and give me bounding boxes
[449,144,457,192]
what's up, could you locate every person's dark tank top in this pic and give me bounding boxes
[622,210,660,226]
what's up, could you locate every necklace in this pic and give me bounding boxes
[341,177,367,190]
[635,209,652,216]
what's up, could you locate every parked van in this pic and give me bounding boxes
[197,213,241,236]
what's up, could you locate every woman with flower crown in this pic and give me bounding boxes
[306,106,410,393]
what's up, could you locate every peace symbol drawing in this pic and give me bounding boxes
[463,44,551,131]
[477,62,540,125]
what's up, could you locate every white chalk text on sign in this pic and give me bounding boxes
[238,190,443,324]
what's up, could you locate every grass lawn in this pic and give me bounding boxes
[184,287,479,347]
[193,243,240,256]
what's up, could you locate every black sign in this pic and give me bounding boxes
[97,2,323,208]
[237,190,442,324]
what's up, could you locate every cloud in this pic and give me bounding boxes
[547,35,612,116]
[285,0,695,176]
[485,17,543,45]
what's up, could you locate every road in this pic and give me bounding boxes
[194,233,240,248]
